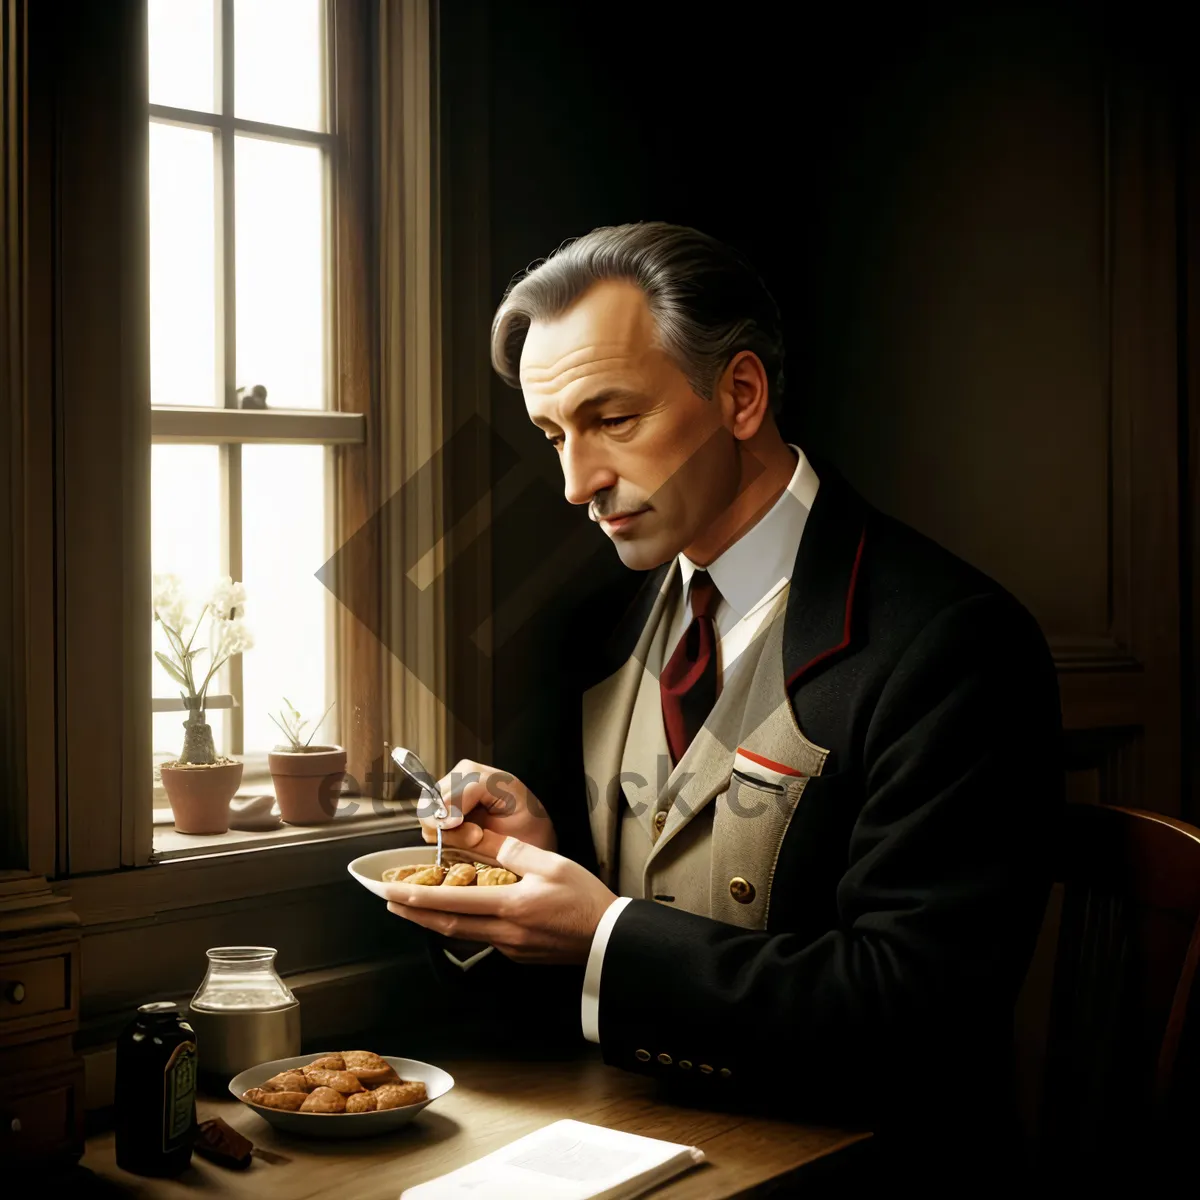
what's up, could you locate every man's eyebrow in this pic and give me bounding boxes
[529,388,644,430]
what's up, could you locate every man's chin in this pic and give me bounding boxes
[608,531,678,572]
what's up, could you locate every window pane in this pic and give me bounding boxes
[151,445,227,759]
[241,445,328,754]
[235,137,325,409]
[149,0,217,113]
[234,0,324,131]
[150,124,219,407]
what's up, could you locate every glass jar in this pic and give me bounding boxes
[188,947,300,1081]
[191,946,296,1012]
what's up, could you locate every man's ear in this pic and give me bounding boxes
[719,351,772,441]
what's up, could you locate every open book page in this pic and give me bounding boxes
[400,1118,706,1200]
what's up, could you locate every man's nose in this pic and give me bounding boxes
[560,437,617,507]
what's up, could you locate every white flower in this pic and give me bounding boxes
[210,576,248,620]
[152,572,182,609]
[151,573,188,632]
[215,615,254,660]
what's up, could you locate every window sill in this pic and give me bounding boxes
[151,800,416,861]
[58,804,425,928]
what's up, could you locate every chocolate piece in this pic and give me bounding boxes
[195,1117,253,1170]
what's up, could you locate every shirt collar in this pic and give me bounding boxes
[678,444,819,619]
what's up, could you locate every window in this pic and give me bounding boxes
[148,0,364,829]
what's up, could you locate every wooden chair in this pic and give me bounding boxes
[1017,802,1200,1181]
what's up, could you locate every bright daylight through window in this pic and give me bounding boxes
[148,0,335,827]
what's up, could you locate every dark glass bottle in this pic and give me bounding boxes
[114,1001,198,1176]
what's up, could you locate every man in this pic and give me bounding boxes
[383,222,1063,1170]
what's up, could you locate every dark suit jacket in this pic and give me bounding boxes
[429,457,1064,1163]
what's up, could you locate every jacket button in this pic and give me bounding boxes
[635,1049,651,1062]
[678,1060,692,1070]
[657,1052,672,1066]
[698,1063,713,1075]
[652,810,667,838]
[729,876,755,904]
[719,1067,732,1079]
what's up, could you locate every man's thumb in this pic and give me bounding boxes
[495,835,556,878]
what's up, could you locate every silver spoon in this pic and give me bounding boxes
[390,745,447,866]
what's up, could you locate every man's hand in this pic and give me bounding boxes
[418,759,557,854]
[383,830,617,965]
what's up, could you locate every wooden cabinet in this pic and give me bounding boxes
[0,1065,84,1165]
[0,913,85,1167]
[0,936,79,1039]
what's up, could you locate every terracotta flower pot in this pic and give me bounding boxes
[161,759,244,834]
[268,745,347,825]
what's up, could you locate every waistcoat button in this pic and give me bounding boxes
[729,876,755,904]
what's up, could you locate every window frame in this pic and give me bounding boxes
[148,0,356,773]
[12,0,466,1074]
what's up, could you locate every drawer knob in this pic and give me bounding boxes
[4,982,25,1004]
[9,1117,20,1134]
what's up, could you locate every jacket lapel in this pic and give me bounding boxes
[781,457,869,691]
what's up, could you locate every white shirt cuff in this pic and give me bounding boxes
[581,896,633,1044]
[444,944,495,971]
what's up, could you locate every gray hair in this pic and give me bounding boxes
[490,221,785,414]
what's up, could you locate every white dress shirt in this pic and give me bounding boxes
[580,445,819,1042]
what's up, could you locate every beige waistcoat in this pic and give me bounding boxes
[581,561,831,931]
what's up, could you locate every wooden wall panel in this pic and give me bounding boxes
[478,2,1186,818]
[810,58,1181,815]
[75,881,408,1019]
[1184,71,1200,825]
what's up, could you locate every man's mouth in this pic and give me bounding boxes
[598,508,650,532]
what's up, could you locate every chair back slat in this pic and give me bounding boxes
[1031,804,1200,1175]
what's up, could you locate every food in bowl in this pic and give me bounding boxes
[241,1051,426,1114]
[382,852,519,887]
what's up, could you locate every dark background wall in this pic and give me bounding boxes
[440,0,1195,822]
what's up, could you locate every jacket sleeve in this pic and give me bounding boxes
[594,592,1064,1124]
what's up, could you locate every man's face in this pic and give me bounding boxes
[520,280,741,570]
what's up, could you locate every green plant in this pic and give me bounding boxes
[269,697,336,753]
[152,574,253,765]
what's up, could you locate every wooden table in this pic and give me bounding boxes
[79,1051,869,1198]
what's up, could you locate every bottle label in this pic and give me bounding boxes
[163,1039,197,1151]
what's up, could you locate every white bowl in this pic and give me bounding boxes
[347,845,498,899]
[229,1053,454,1139]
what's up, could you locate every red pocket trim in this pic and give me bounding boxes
[735,747,805,777]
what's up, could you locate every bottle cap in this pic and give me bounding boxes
[137,1001,179,1016]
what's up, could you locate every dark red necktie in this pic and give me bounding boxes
[660,570,722,765]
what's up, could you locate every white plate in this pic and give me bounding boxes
[229,1053,454,1139]
[347,845,499,899]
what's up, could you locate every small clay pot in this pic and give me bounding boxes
[268,745,347,825]
[161,760,244,834]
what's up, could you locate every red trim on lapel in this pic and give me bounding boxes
[735,747,806,777]
[785,528,865,690]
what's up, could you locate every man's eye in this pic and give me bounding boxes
[600,416,633,428]
[546,435,563,448]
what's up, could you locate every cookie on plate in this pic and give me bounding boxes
[243,1088,307,1111]
[304,1068,365,1095]
[300,1086,346,1114]
[373,1081,428,1110]
[259,1069,311,1093]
